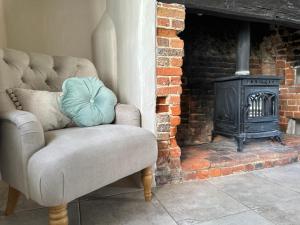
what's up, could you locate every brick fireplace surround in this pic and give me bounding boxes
[155,2,300,184]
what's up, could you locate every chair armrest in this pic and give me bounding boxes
[114,104,141,127]
[0,110,45,196]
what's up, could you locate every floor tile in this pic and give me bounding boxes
[208,173,300,209]
[253,163,300,192]
[80,192,177,225]
[0,203,80,225]
[255,197,300,225]
[191,211,274,225]
[154,181,248,223]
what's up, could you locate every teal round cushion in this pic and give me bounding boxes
[59,77,117,127]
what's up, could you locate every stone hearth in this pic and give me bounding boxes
[182,135,300,180]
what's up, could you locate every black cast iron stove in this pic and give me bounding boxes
[212,22,283,152]
[212,75,282,152]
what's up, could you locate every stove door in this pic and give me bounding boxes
[244,87,279,122]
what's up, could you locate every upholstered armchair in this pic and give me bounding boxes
[0,48,158,225]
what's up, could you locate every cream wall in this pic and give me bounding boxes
[3,0,157,133]
[3,0,106,59]
[93,0,157,133]
[0,0,6,48]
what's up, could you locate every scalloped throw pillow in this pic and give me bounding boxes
[6,88,72,131]
[59,77,117,127]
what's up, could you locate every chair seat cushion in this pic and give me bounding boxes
[27,125,157,206]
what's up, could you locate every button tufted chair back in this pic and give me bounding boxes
[0,48,99,113]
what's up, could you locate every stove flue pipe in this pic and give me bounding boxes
[235,22,250,75]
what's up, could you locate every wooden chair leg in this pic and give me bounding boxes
[49,204,68,225]
[5,186,21,216]
[141,166,153,202]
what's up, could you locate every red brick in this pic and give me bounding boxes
[157,7,185,20]
[170,126,177,137]
[158,141,169,150]
[286,73,295,80]
[157,150,170,165]
[285,111,293,117]
[157,77,170,86]
[157,29,177,37]
[171,105,181,116]
[170,116,181,126]
[170,147,181,158]
[156,105,169,113]
[170,58,183,67]
[245,164,255,171]
[184,172,197,181]
[286,79,294,85]
[157,132,170,141]
[157,67,183,76]
[170,137,178,148]
[280,88,288,94]
[170,76,182,85]
[285,68,294,75]
[157,96,167,105]
[196,160,211,170]
[170,38,184,48]
[232,165,246,173]
[169,86,182,94]
[209,168,221,177]
[157,37,170,47]
[157,87,169,96]
[171,19,185,30]
[168,95,181,104]
[157,57,170,67]
[287,100,297,105]
[264,161,274,168]
[197,170,209,179]
[294,112,300,118]
[287,106,298,111]
[157,18,170,28]
[182,159,210,171]
[169,158,181,169]
[276,60,286,68]
[221,167,233,176]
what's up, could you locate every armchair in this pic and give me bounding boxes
[0,48,158,225]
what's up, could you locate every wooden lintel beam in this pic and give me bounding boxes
[158,0,300,29]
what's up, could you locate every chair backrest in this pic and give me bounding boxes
[0,48,99,113]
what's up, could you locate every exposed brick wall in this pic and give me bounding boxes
[250,27,300,130]
[156,2,185,184]
[177,15,238,146]
[275,29,300,131]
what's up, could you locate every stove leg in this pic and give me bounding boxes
[275,135,285,146]
[211,131,216,143]
[235,137,244,152]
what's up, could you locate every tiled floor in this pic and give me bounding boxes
[2,163,300,224]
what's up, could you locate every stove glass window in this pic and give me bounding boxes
[247,92,276,118]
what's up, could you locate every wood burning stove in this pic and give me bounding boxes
[212,76,282,152]
[212,22,283,152]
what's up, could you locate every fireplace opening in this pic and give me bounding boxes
[177,13,280,147]
[175,11,300,180]
[155,3,300,183]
